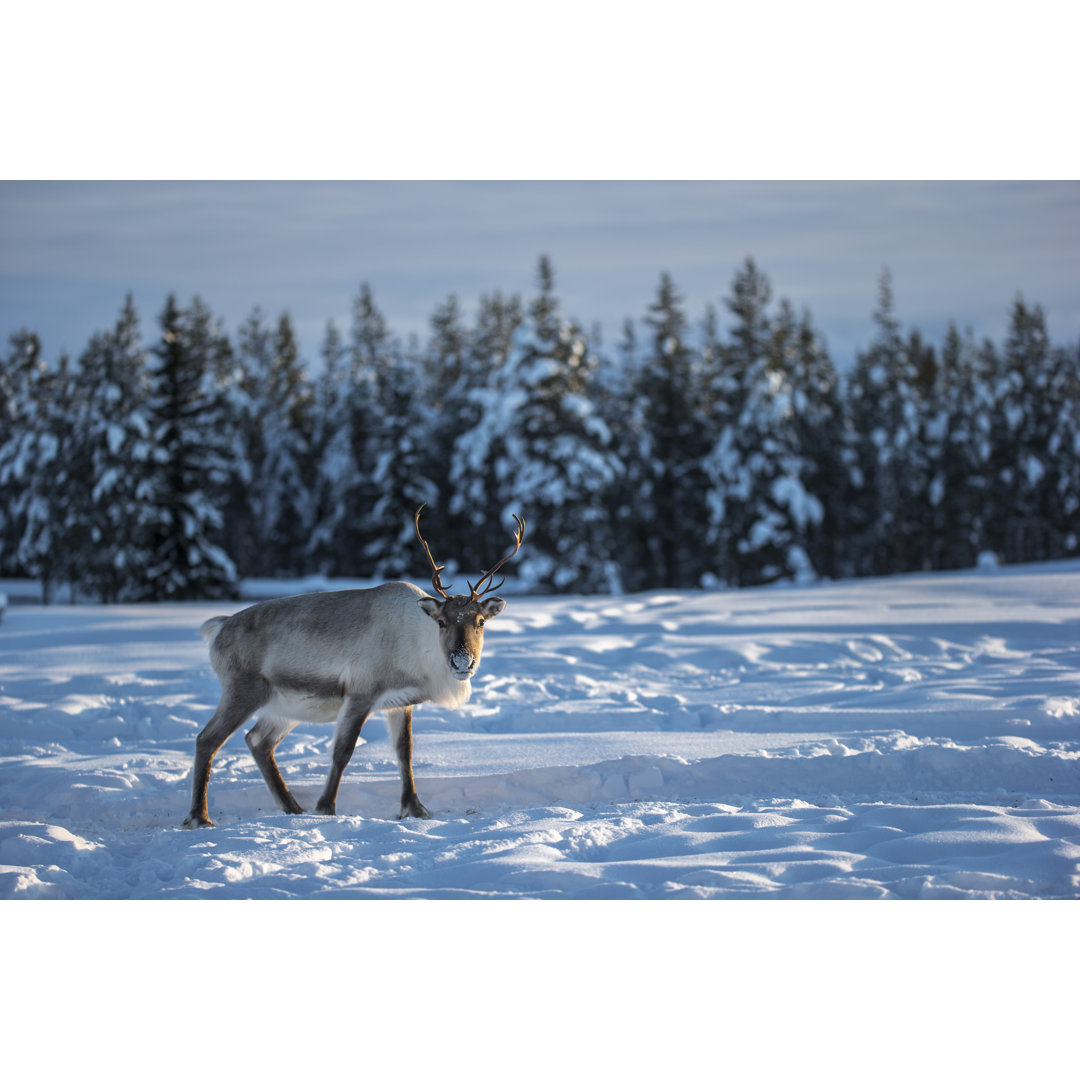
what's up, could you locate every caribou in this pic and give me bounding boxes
[182,506,524,827]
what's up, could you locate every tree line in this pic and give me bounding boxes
[1,256,1077,601]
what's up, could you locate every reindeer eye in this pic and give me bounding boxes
[477,617,485,628]
[437,619,447,629]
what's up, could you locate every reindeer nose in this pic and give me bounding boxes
[449,651,476,679]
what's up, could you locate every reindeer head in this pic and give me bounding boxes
[414,505,524,681]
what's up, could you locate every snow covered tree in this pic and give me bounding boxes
[340,284,396,574]
[702,266,839,587]
[446,290,524,575]
[756,301,850,583]
[137,295,239,601]
[0,342,81,600]
[507,259,621,592]
[921,324,988,570]
[988,297,1079,563]
[68,295,158,601]
[451,258,621,592]
[364,338,439,579]
[635,272,709,588]
[0,331,47,577]
[789,309,850,579]
[421,294,472,551]
[306,284,396,577]
[702,258,793,586]
[306,318,353,576]
[588,317,647,591]
[1053,341,1080,556]
[424,294,470,408]
[845,270,924,576]
[232,308,313,577]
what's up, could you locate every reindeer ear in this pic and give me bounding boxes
[480,597,506,619]
[417,597,443,620]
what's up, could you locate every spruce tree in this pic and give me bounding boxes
[452,257,620,592]
[637,272,708,588]
[306,285,392,578]
[845,270,923,576]
[923,324,985,570]
[0,331,46,577]
[422,294,471,555]
[70,295,157,600]
[365,338,438,579]
[447,290,524,575]
[0,344,80,600]
[592,318,647,591]
[339,284,393,575]
[138,294,239,601]
[306,318,352,576]
[703,258,781,585]
[233,308,312,577]
[791,308,848,579]
[991,297,1079,562]
[503,257,621,592]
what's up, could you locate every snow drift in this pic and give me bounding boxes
[1,560,1078,899]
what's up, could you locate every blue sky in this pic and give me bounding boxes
[1,180,1077,372]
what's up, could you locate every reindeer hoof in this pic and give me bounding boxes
[315,800,336,816]
[183,814,214,828]
[399,797,431,820]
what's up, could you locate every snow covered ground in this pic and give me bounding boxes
[1,561,1079,900]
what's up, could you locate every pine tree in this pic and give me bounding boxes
[365,338,439,579]
[454,257,621,592]
[509,258,622,592]
[447,290,524,575]
[69,295,157,600]
[0,343,80,601]
[990,297,1079,562]
[306,318,352,576]
[845,270,923,576]
[1053,341,1080,556]
[900,327,940,572]
[138,295,239,600]
[232,308,312,577]
[226,306,270,575]
[0,331,46,577]
[790,308,848,579]
[306,286,393,577]
[592,318,646,591]
[637,272,709,588]
[923,324,985,570]
[422,294,471,554]
[335,284,394,575]
[703,258,782,585]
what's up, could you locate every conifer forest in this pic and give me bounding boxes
[1,256,1077,602]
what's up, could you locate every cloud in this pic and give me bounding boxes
[1,180,1077,366]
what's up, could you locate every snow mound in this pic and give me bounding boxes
[1,560,1079,899]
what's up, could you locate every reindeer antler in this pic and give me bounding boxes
[414,504,453,599]
[468,514,526,600]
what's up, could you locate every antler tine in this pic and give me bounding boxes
[414,504,453,599]
[469,514,525,600]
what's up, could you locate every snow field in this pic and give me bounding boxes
[1,561,1079,900]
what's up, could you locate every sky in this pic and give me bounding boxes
[2,180,1078,373]
[2,6,1078,376]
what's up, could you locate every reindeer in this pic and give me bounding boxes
[182,506,524,828]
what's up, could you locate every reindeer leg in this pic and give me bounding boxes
[184,674,270,828]
[315,696,370,816]
[246,715,303,814]
[387,706,431,820]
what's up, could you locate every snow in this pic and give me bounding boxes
[3,564,1078,1076]
[2,560,1078,902]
